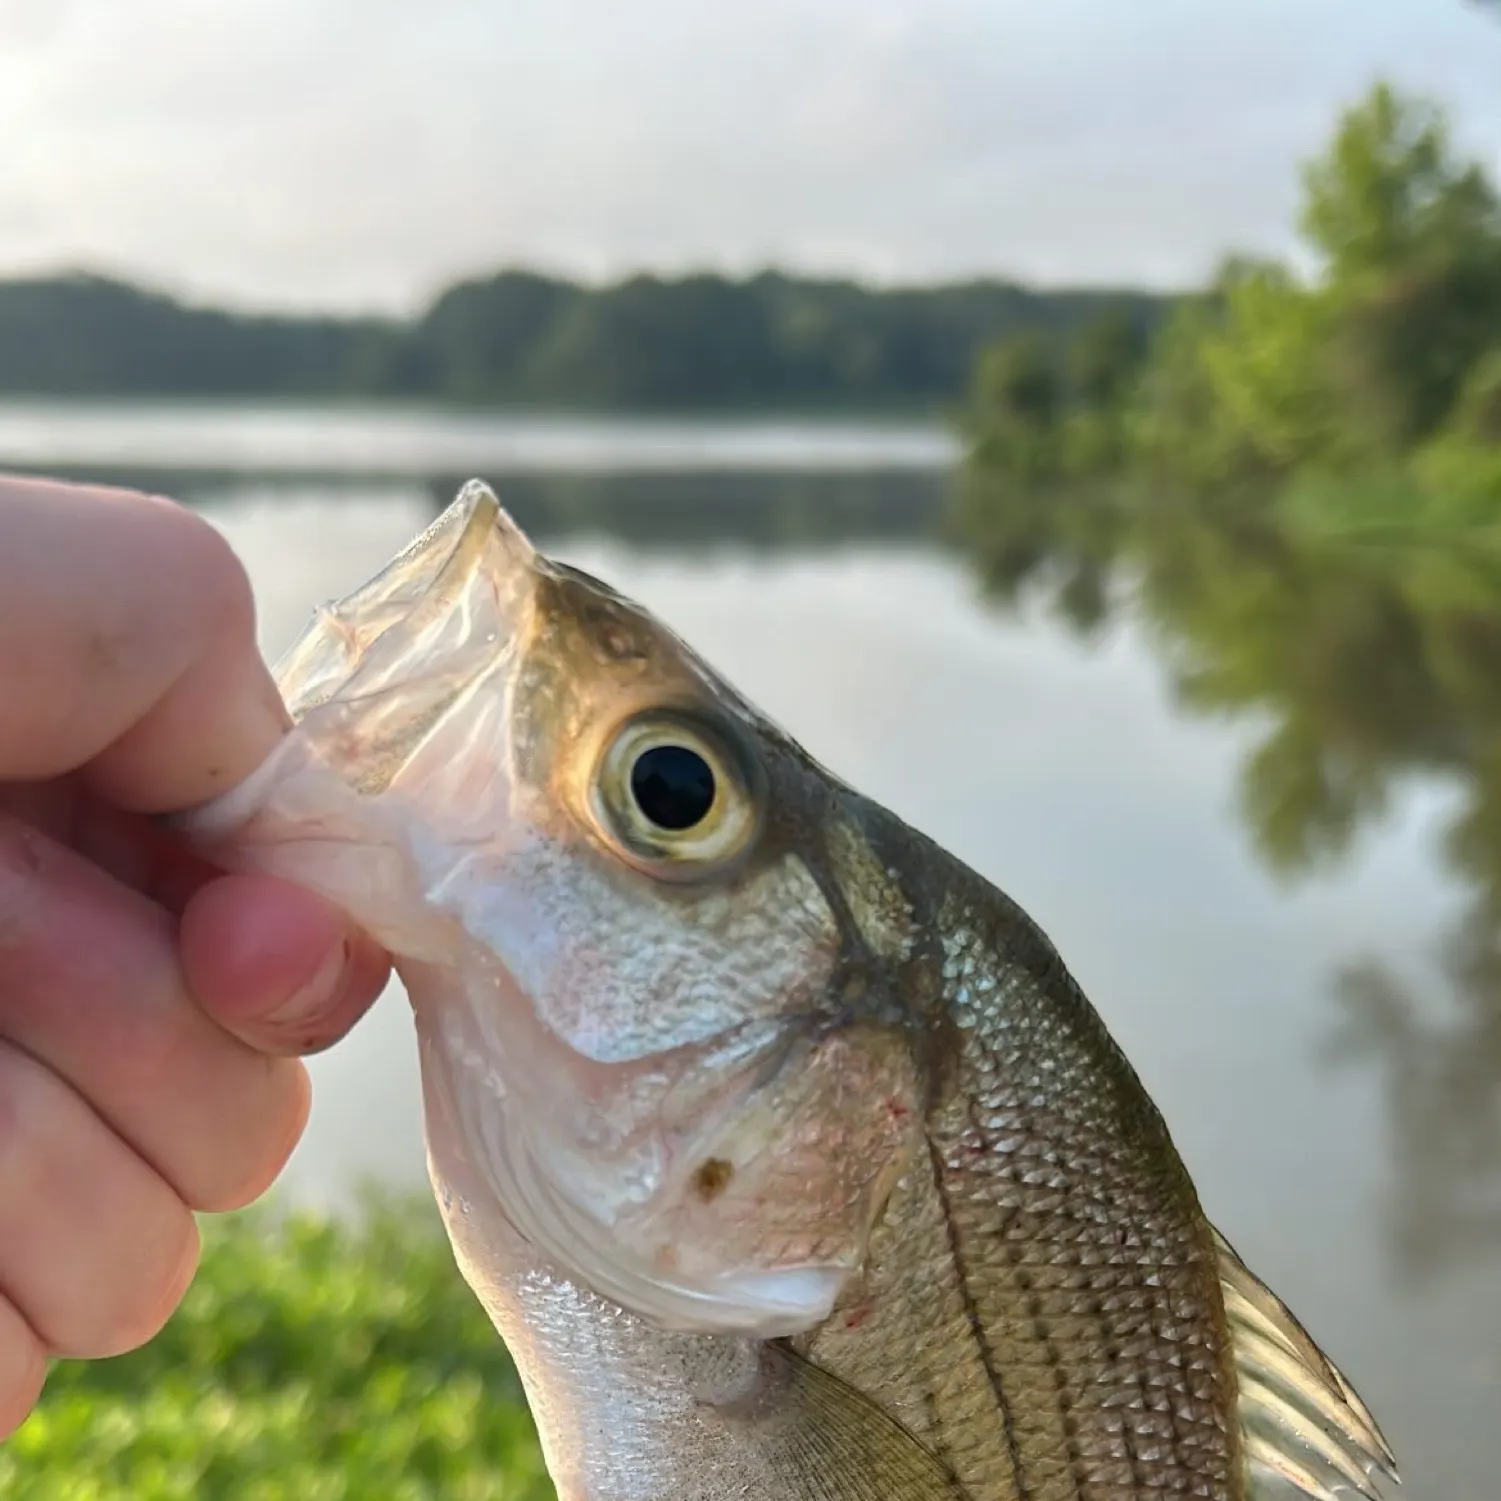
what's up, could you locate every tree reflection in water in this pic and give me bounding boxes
[1330,913,1501,1282]
[953,475,1501,1279]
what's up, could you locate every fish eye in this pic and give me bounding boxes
[590,713,761,877]
[630,743,716,831]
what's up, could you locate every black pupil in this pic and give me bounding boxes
[630,744,716,831]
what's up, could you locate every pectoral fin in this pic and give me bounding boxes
[1217,1229,1401,1500]
[757,1342,976,1500]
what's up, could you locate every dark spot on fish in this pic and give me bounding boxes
[692,1158,734,1200]
[843,1301,872,1330]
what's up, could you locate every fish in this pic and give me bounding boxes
[183,481,1400,1501]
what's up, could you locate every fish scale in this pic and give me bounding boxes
[184,482,1400,1501]
[846,877,1234,1500]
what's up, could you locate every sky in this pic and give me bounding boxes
[0,0,1498,314]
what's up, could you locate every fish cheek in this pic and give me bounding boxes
[493,835,841,1066]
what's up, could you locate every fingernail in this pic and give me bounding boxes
[268,938,351,1028]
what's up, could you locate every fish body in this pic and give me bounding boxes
[186,484,1398,1501]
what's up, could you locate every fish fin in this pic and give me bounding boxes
[1214,1228,1401,1500]
[757,1342,976,1500]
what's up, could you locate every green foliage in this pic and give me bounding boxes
[1068,306,1148,408]
[1126,298,1233,484]
[1448,347,1501,445]
[964,80,1501,521]
[0,270,1166,413]
[1301,83,1501,286]
[1,1199,553,1501]
[961,306,1154,493]
[1194,259,1338,474]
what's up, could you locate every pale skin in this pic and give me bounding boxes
[0,475,390,1435]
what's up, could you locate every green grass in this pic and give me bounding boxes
[2,1197,554,1501]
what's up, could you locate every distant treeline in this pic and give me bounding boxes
[961,83,1501,520]
[0,271,1168,412]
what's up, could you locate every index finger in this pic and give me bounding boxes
[0,476,289,813]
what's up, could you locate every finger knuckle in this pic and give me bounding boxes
[0,1043,50,1174]
[0,1046,199,1361]
[76,1209,200,1359]
[160,504,258,648]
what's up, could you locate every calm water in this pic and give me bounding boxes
[0,400,956,475]
[5,407,1496,1498]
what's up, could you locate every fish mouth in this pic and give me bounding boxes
[276,480,536,753]
[180,480,542,958]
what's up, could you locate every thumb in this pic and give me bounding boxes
[179,875,392,1056]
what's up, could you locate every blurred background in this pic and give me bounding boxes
[2,2,1500,1497]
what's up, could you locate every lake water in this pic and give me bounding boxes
[4,405,1496,1499]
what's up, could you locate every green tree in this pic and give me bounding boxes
[1300,83,1501,458]
[1068,306,1148,409]
[1196,258,1337,475]
[1301,82,1501,286]
[1452,349,1501,444]
[0,270,1169,411]
[994,81,1501,501]
[964,332,1065,484]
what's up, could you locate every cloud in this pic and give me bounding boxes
[1,0,1497,311]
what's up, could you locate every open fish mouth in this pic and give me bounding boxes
[182,483,537,958]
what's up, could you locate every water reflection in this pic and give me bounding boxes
[417,469,947,551]
[953,477,1501,1281]
[1329,914,1501,1281]
[15,464,948,553]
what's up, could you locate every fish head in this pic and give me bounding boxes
[189,482,925,1339]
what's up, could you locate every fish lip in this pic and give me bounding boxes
[276,478,536,725]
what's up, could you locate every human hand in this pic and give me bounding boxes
[0,475,390,1435]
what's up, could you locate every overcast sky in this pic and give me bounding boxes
[1,0,1498,314]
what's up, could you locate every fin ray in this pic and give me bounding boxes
[760,1342,976,1500]
[1216,1229,1400,1501]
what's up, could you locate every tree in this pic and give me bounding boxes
[1325,255,1501,451]
[1300,84,1501,457]
[1068,307,1148,409]
[1122,83,1501,483]
[1301,82,1500,288]
[975,332,1061,428]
